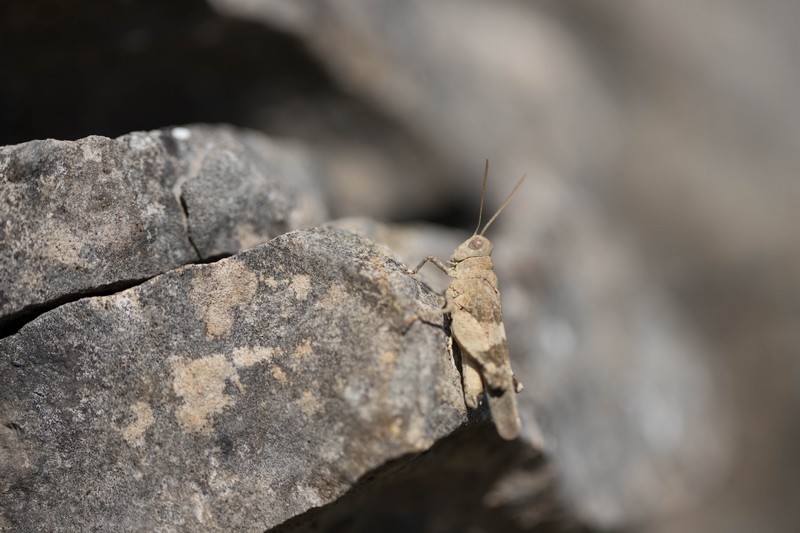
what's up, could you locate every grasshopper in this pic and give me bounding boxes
[406,161,525,440]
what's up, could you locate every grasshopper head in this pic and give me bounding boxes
[451,235,493,262]
[450,160,524,263]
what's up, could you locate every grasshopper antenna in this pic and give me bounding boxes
[473,159,490,236]
[479,173,526,236]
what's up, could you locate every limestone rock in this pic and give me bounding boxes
[328,217,464,294]
[179,128,327,258]
[0,132,196,325]
[0,125,328,328]
[4,0,800,529]
[0,226,465,531]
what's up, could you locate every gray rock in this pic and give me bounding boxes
[0,125,328,328]
[181,128,327,258]
[6,0,800,529]
[0,225,465,531]
[0,132,197,325]
[328,217,464,294]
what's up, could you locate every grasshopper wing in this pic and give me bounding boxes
[449,275,521,440]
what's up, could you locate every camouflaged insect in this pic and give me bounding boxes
[407,161,525,440]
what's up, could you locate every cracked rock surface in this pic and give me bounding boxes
[0,226,465,531]
[0,125,327,328]
[5,1,794,529]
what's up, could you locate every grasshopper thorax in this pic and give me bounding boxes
[451,235,493,262]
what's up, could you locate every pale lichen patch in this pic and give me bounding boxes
[262,276,279,289]
[97,291,142,317]
[295,485,323,507]
[190,261,258,338]
[232,346,276,368]
[114,291,141,308]
[405,415,428,450]
[388,416,403,438]
[293,339,313,359]
[144,201,166,217]
[318,284,348,310]
[318,432,345,462]
[378,351,396,365]
[270,364,288,384]
[40,224,90,269]
[126,131,159,151]
[80,141,104,162]
[343,379,368,409]
[171,354,239,434]
[121,401,155,446]
[298,389,321,417]
[190,489,213,525]
[289,274,312,300]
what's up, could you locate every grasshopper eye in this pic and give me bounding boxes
[468,237,485,250]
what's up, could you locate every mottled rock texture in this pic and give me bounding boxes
[329,217,464,294]
[0,226,465,531]
[5,0,798,530]
[0,126,327,328]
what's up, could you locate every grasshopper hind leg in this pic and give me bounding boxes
[485,383,522,440]
[461,354,485,409]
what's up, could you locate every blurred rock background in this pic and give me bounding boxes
[2,0,798,531]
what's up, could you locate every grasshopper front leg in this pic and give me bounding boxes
[401,256,454,332]
[405,255,454,276]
